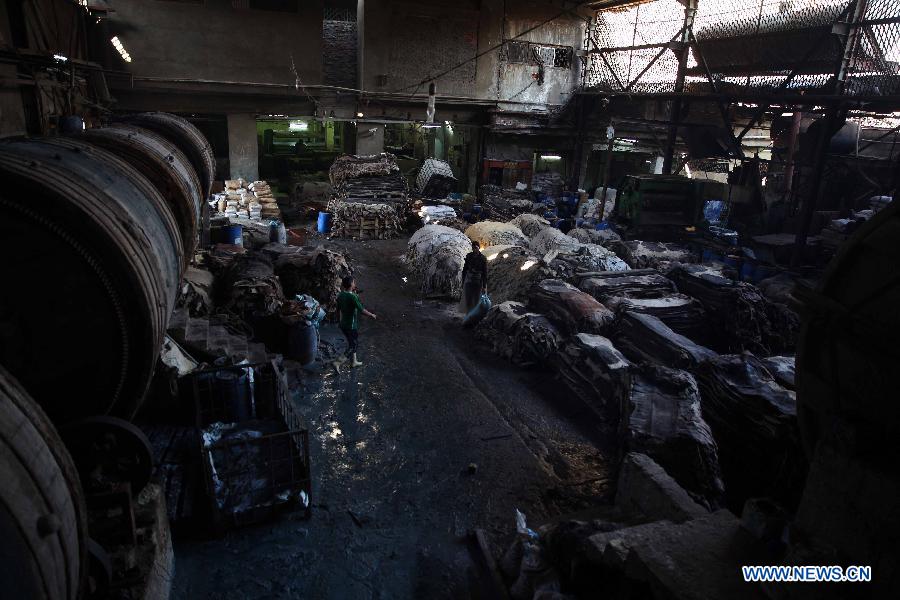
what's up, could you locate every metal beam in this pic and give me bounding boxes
[663,2,696,174]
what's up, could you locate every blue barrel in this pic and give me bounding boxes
[221,224,243,246]
[287,321,318,367]
[317,211,332,233]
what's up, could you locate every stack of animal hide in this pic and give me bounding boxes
[509,213,551,239]
[406,225,472,299]
[465,221,529,249]
[217,253,284,319]
[475,301,563,365]
[577,270,706,341]
[614,311,718,370]
[418,204,458,225]
[531,171,564,202]
[326,198,403,240]
[479,185,534,222]
[612,240,694,271]
[528,279,615,335]
[667,265,799,355]
[695,352,807,512]
[531,228,629,274]
[624,363,725,508]
[329,153,400,186]
[567,227,621,246]
[553,333,631,424]
[481,245,547,304]
[261,243,352,313]
[328,153,409,238]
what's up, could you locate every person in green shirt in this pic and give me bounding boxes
[334,275,376,369]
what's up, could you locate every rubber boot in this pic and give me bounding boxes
[351,353,363,368]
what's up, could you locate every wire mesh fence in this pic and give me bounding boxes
[584,0,900,98]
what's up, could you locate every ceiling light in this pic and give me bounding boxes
[542,155,562,160]
[110,36,132,63]
[288,120,308,131]
[356,112,364,118]
[53,54,68,62]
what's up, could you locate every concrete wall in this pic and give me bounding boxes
[360,0,587,107]
[108,0,323,86]
[227,113,259,181]
[356,123,385,155]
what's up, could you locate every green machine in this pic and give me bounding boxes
[615,174,723,236]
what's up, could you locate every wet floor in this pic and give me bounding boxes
[172,238,614,599]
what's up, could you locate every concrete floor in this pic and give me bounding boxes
[172,238,613,599]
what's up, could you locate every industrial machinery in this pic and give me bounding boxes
[614,175,706,236]
[0,112,214,599]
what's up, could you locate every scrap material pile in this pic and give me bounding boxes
[479,184,534,222]
[407,224,473,298]
[213,178,282,221]
[216,253,284,320]
[416,158,457,199]
[328,153,408,239]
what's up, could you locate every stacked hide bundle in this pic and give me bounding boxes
[612,240,694,270]
[416,158,457,199]
[329,153,400,185]
[406,225,472,299]
[326,198,403,240]
[531,171,564,202]
[465,221,529,248]
[624,364,724,508]
[482,245,546,304]
[475,301,563,365]
[528,279,615,335]
[607,294,707,341]
[261,243,352,313]
[217,253,284,319]
[509,213,551,239]
[577,270,706,340]
[614,311,717,370]
[577,269,674,300]
[668,265,798,355]
[695,353,806,512]
[531,227,629,274]
[761,355,795,390]
[554,333,631,424]
[328,153,409,238]
[479,184,534,222]
[567,227,621,246]
[418,204,458,225]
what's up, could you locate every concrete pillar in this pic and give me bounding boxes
[325,120,335,150]
[226,113,259,181]
[356,123,384,155]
